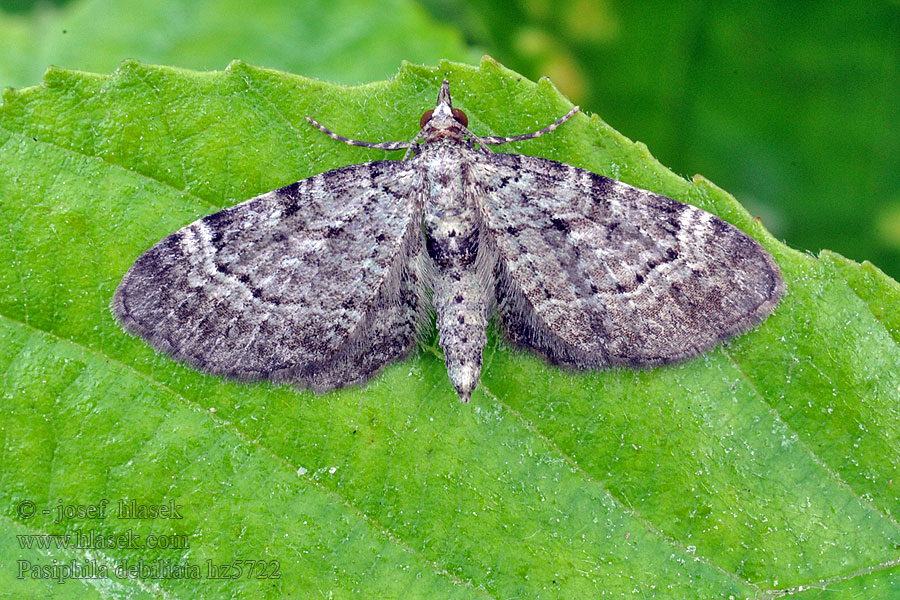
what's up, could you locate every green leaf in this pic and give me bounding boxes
[2,58,899,598]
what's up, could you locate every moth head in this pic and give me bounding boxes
[419,79,469,138]
[419,108,468,128]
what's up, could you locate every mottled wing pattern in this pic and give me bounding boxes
[113,160,425,391]
[476,153,784,367]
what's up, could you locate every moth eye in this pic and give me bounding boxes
[420,110,434,128]
[451,108,468,127]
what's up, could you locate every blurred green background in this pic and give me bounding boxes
[3,0,899,279]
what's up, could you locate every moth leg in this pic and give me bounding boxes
[400,130,426,160]
[306,116,417,152]
[476,106,579,146]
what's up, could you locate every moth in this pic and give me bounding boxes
[113,79,784,401]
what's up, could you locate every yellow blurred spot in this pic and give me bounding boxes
[541,54,586,102]
[513,27,586,102]
[562,0,620,43]
[513,26,554,57]
[521,0,552,21]
[876,202,900,250]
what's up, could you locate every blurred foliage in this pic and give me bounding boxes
[0,0,477,87]
[0,0,68,12]
[423,0,900,279]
